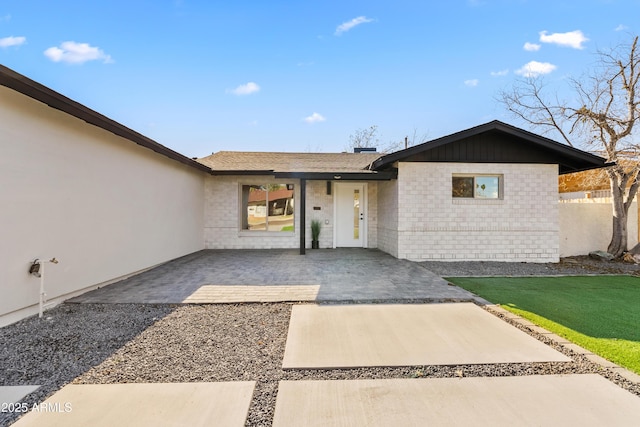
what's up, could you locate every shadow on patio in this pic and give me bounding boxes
[68,249,476,304]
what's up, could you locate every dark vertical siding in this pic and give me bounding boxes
[400,131,574,165]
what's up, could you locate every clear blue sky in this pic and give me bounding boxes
[1,1,637,157]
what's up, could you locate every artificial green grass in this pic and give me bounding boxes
[447,275,640,375]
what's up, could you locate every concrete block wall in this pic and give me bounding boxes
[204,175,300,249]
[377,179,399,257]
[205,178,379,250]
[306,180,334,249]
[367,183,379,249]
[396,162,559,262]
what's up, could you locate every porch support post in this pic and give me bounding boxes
[299,178,306,255]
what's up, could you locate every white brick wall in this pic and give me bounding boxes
[395,162,559,262]
[204,178,378,250]
[377,179,399,257]
[203,163,558,261]
[306,180,334,249]
[204,175,300,249]
[367,183,378,248]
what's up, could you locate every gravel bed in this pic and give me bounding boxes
[0,304,175,426]
[2,294,639,426]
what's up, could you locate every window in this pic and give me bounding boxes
[241,184,295,231]
[452,175,501,199]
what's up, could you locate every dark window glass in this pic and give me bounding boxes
[241,184,294,231]
[452,176,474,198]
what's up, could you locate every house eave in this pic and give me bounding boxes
[206,170,397,180]
[0,65,211,174]
[273,171,397,180]
[208,170,276,176]
[371,120,607,174]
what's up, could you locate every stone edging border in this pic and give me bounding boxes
[482,303,640,385]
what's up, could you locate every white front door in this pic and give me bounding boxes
[334,182,366,247]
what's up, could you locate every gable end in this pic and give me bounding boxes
[371,120,607,174]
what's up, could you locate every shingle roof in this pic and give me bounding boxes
[198,151,382,173]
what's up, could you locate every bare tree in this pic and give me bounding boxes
[346,125,428,153]
[346,125,380,151]
[499,35,640,257]
[382,128,430,152]
[405,127,429,148]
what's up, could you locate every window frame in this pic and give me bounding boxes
[452,174,503,199]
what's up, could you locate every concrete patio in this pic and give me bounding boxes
[69,248,477,304]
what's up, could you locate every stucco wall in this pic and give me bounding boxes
[395,162,559,262]
[0,86,205,325]
[559,201,638,256]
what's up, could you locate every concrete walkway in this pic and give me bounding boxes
[282,303,570,369]
[12,382,255,427]
[70,249,476,304]
[273,375,640,426]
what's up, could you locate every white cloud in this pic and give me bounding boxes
[539,30,588,49]
[464,79,479,87]
[228,82,260,95]
[490,69,509,77]
[0,14,11,22]
[304,112,326,124]
[335,16,374,36]
[515,61,557,78]
[615,24,628,32]
[0,36,26,48]
[44,41,112,64]
[523,42,540,52]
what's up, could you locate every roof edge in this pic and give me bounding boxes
[371,120,607,172]
[0,65,211,174]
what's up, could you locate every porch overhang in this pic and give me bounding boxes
[274,171,397,180]
[207,170,397,180]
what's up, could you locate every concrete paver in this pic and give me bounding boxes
[69,249,475,304]
[282,303,570,369]
[272,375,640,427]
[12,382,255,427]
